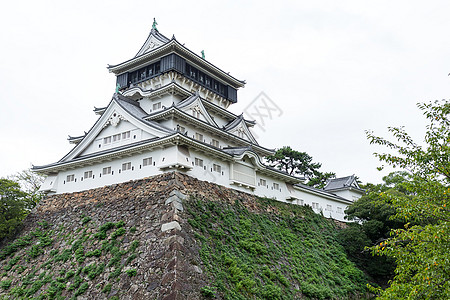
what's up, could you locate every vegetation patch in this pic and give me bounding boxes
[186,197,369,299]
[0,217,140,299]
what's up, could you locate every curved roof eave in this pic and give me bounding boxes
[108,40,245,88]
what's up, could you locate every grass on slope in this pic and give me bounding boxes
[0,217,139,300]
[187,197,369,300]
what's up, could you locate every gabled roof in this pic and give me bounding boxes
[135,28,171,58]
[55,93,174,163]
[174,93,218,127]
[223,114,258,144]
[108,32,245,89]
[323,175,364,193]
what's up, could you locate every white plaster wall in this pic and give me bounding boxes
[47,145,352,222]
[331,190,362,202]
[81,121,148,156]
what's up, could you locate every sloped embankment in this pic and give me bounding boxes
[0,172,368,299]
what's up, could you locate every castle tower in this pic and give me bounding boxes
[33,24,357,222]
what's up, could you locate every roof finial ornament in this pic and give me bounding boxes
[201,50,205,59]
[152,18,158,31]
[115,83,121,94]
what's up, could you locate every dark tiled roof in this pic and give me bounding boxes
[323,175,362,191]
[221,146,252,156]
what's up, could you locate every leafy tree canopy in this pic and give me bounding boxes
[265,146,335,188]
[0,178,35,241]
[338,172,407,287]
[365,100,450,299]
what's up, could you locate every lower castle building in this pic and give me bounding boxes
[33,25,364,222]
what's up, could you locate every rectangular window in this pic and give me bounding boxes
[195,132,203,142]
[326,204,332,211]
[212,139,220,148]
[122,162,131,171]
[213,164,221,173]
[67,174,75,182]
[273,183,280,190]
[153,102,162,110]
[259,178,267,186]
[299,199,304,206]
[143,157,153,167]
[113,133,121,142]
[337,207,343,214]
[312,202,319,209]
[102,167,111,175]
[84,171,92,179]
[195,158,203,167]
[103,136,111,144]
[122,131,130,140]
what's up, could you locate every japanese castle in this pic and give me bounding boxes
[33,25,364,222]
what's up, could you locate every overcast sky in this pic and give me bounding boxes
[1,0,450,184]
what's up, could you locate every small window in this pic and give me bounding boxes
[153,102,162,111]
[103,136,111,144]
[113,133,121,142]
[273,183,280,190]
[337,207,343,214]
[326,204,332,211]
[67,174,75,182]
[213,164,221,173]
[195,158,203,167]
[122,162,132,171]
[312,202,319,209]
[84,171,93,179]
[143,157,153,167]
[122,131,130,140]
[195,132,203,142]
[102,167,111,175]
[178,126,186,133]
[212,139,220,148]
[192,109,200,118]
[299,199,304,206]
[259,178,266,186]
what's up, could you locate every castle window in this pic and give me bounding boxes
[259,179,266,187]
[195,132,203,142]
[312,202,319,209]
[273,183,280,190]
[192,109,200,118]
[122,162,131,171]
[84,171,93,179]
[122,131,130,140]
[153,102,161,111]
[212,139,220,148]
[102,167,111,175]
[213,164,221,173]
[113,134,121,142]
[103,136,111,144]
[195,158,203,167]
[178,126,186,133]
[67,174,75,182]
[143,157,153,167]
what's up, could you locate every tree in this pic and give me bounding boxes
[338,172,407,287]
[8,169,45,206]
[0,179,36,241]
[265,146,335,188]
[365,100,450,299]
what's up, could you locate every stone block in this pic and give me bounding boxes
[161,221,181,232]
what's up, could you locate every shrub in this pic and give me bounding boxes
[0,280,12,290]
[125,269,137,277]
[200,285,216,298]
